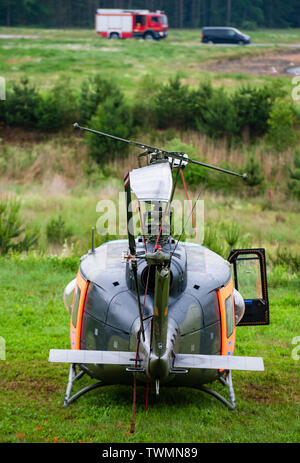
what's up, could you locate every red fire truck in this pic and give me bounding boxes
[95,9,168,40]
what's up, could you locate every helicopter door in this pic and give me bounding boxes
[228,248,269,326]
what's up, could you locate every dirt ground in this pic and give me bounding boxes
[203,49,300,76]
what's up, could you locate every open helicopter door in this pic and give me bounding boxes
[228,248,269,326]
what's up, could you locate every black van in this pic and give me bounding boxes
[202,27,251,45]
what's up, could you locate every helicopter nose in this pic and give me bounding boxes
[148,352,170,382]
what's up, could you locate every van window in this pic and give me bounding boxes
[227,29,236,37]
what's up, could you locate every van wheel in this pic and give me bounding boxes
[238,40,245,45]
[110,32,120,39]
[207,40,214,45]
[144,32,154,41]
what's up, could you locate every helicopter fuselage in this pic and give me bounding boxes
[70,238,235,387]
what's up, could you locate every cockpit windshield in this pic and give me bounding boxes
[129,161,172,203]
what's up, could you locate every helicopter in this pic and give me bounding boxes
[49,124,269,432]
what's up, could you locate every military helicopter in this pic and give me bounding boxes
[49,124,269,432]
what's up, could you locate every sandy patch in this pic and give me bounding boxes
[202,49,300,76]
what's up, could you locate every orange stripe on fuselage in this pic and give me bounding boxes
[217,278,235,357]
[70,270,89,350]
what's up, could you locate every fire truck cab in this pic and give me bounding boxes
[95,9,168,40]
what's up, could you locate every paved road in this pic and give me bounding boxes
[203,42,300,48]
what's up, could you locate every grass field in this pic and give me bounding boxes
[0,27,300,444]
[1,27,299,94]
[0,255,299,443]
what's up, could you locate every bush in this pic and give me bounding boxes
[189,81,214,130]
[152,76,194,129]
[132,74,160,128]
[36,78,78,131]
[0,196,38,254]
[224,222,240,248]
[35,93,64,132]
[271,247,300,274]
[46,215,72,244]
[4,78,40,128]
[79,75,122,124]
[2,77,78,131]
[232,83,284,139]
[266,99,297,152]
[288,150,300,199]
[85,95,133,164]
[203,222,226,257]
[196,87,238,139]
[243,154,265,194]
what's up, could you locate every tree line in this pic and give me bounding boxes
[0,0,300,29]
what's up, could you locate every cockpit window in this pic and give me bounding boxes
[72,285,81,328]
[225,295,234,337]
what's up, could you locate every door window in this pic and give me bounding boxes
[135,15,146,27]
[234,254,263,300]
[228,248,269,326]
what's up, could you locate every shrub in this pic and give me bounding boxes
[203,222,226,257]
[35,78,78,131]
[132,74,160,128]
[85,95,133,164]
[224,222,240,248]
[196,88,238,139]
[0,196,38,254]
[232,84,283,139]
[79,75,122,124]
[4,78,40,128]
[271,247,300,274]
[35,93,65,132]
[189,81,214,130]
[152,76,193,129]
[46,215,72,244]
[243,154,265,193]
[266,99,297,152]
[288,150,300,199]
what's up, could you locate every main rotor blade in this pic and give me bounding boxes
[168,152,246,178]
[188,158,247,178]
[74,123,247,179]
[74,123,160,153]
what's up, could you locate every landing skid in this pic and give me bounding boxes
[195,371,236,411]
[63,364,106,407]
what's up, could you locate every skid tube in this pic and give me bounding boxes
[63,363,106,407]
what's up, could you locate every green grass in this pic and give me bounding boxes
[0,27,297,95]
[0,255,299,443]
